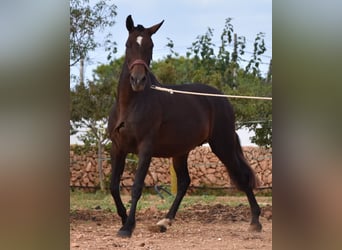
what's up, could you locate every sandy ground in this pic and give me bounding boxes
[70,203,272,249]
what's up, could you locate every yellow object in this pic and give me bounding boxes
[170,164,177,195]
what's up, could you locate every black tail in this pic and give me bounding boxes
[232,133,258,190]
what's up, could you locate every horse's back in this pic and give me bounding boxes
[162,83,235,119]
[164,82,222,94]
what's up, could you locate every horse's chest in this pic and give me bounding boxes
[113,100,160,152]
[113,115,151,152]
[116,121,139,138]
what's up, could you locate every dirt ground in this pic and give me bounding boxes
[70,202,272,250]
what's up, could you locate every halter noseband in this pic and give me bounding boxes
[128,59,150,71]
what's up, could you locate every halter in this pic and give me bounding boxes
[128,59,150,72]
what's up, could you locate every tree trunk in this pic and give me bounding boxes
[98,140,105,191]
[80,58,84,84]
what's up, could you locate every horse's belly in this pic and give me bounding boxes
[153,124,209,157]
[152,143,204,157]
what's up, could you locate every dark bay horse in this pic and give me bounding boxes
[108,15,262,238]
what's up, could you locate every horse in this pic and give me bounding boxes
[107,15,262,238]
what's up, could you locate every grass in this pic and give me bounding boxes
[70,190,115,212]
[70,189,272,213]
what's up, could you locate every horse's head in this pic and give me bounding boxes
[125,15,164,91]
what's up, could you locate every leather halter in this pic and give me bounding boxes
[128,59,150,71]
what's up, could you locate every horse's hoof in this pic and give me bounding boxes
[147,224,167,233]
[248,223,262,232]
[156,218,172,233]
[117,229,132,238]
[159,225,167,233]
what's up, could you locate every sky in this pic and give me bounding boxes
[71,0,272,83]
[112,0,272,58]
[70,0,272,145]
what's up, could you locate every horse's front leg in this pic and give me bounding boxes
[110,147,128,226]
[117,150,152,238]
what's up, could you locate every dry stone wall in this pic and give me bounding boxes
[70,146,272,189]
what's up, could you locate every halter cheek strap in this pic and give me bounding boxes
[128,59,150,71]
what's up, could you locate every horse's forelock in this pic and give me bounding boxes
[136,25,145,32]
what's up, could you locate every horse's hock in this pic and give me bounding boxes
[69,146,272,190]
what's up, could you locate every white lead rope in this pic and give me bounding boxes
[150,85,272,100]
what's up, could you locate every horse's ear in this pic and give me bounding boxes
[148,20,164,35]
[126,15,135,32]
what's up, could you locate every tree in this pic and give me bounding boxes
[70,59,122,190]
[70,59,122,143]
[217,18,246,89]
[70,0,117,190]
[227,72,272,147]
[188,27,216,75]
[266,58,272,83]
[70,0,117,67]
[245,32,267,77]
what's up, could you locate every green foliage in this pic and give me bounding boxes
[70,144,96,155]
[250,121,272,147]
[151,60,177,84]
[217,18,234,72]
[70,190,115,211]
[152,56,193,84]
[70,0,117,66]
[245,32,267,77]
[165,37,179,58]
[70,59,122,148]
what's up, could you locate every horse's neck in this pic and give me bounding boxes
[116,62,158,111]
[113,66,132,128]
[117,83,131,106]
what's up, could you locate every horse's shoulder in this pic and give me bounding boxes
[107,102,118,136]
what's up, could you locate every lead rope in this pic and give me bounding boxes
[150,85,272,100]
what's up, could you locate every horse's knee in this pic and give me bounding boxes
[131,181,145,200]
[177,178,190,195]
[110,181,120,197]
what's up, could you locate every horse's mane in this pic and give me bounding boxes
[148,72,162,86]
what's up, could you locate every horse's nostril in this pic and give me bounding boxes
[141,76,146,82]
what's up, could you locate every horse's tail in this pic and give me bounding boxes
[232,132,258,190]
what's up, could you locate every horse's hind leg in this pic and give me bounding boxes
[156,153,190,232]
[209,134,262,232]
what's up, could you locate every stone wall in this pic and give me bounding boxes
[70,146,272,189]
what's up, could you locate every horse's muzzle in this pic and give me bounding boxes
[128,59,150,92]
[130,73,146,91]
